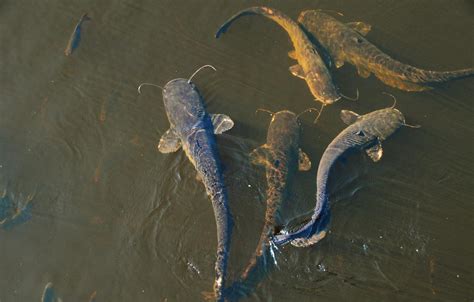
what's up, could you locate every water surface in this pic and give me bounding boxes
[0,0,473,301]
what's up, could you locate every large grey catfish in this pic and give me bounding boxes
[273,105,417,247]
[145,65,234,301]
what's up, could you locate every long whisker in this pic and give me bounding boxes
[188,64,217,83]
[255,108,274,116]
[403,123,421,129]
[382,92,397,108]
[137,83,164,94]
[313,103,326,124]
[340,88,359,101]
[297,107,320,119]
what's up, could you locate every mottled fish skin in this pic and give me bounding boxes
[64,13,91,56]
[298,10,474,91]
[216,7,340,104]
[273,107,406,247]
[160,78,233,302]
[223,111,310,300]
[242,111,305,277]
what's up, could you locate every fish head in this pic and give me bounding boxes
[305,71,341,105]
[354,108,405,142]
[162,78,206,130]
[316,86,341,105]
[267,110,300,146]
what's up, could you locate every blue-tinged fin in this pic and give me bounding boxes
[158,128,181,153]
[210,114,234,134]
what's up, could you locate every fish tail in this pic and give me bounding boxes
[216,6,299,39]
[375,57,474,85]
[210,193,233,301]
[410,67,474,84]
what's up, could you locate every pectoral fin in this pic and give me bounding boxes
[357,65,371,78]
[289,64,305,79]
[366,141,383,162]
[334,57,345,68]
[288,50,297,59]
[298,149,311,171]
[210,114,234,134]
[158,128,181,153]
[340,110,360,125]
[346,21,372,36]
[249,144,272,166]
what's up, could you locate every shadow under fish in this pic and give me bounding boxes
[140,65,234,302]
[216,6,341,106]
[273,104,419,247]
[65,13,91,56]
[298,10,474,91]
[225,110,311,300]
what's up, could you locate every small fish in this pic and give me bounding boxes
[216,7,341,105]
[298,10,474,91]
[273,104,418,247]
[145,65,234,302]
[65,13,91,56]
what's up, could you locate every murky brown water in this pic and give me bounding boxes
[0,0,473,301]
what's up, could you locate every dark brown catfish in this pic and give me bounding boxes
[298,10,474,91]
[242,110,311,277]
[216,7,341,104]
[223,111,311,300]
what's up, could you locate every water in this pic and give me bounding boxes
[0,0,473,301]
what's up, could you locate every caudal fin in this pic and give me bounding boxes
[215,7,296,39]
[409,68,474,84]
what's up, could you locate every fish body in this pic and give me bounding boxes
[65,13,91,56]
[158,77,234,302]
[241,110,311,278]
[273,106,407,247]
[298,10,474,91]
[216,7,340,104]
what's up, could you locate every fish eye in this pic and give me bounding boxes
[356,130,366,137]
[353,37,363,44]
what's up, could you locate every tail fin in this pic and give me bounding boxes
[412,68,474,84]
[215,7,297,39]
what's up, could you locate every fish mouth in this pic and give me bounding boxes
[320,95,341,105]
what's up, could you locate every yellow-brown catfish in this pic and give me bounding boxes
[298,10,474,91]
[216,7,341,104]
